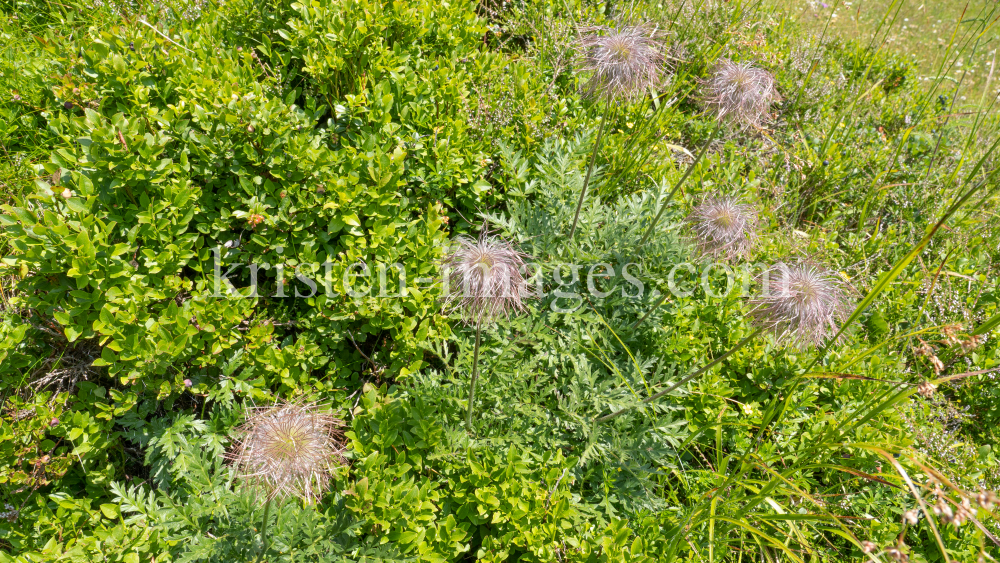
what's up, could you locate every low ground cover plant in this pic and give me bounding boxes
[1,0,999,561]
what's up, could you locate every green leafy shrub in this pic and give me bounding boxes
[2,0,1000,560]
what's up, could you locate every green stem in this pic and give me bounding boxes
[596,326,764,422]
[569,98,613,240]
[465,322,483,432]
[638,119,722,248]
[258,498,272,561]
[631,292,669,332]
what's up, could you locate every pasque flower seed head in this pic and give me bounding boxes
[441,228,535,326]
[226,400,346,502]
[685,194,758,260]
[576,23,667,102]
[750,261,850,349]
[703,59,781,128]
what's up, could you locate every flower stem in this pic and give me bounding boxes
[596,326,764,422]
[465,322,483,433]
[631,292,669,332]
[257,498,272,561]
[569,98,613,240]
[638,119,722,247]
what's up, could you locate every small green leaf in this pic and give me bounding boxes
[100,503,119,519]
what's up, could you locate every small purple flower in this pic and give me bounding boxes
[820,2,829,8]
[184,379,193,388]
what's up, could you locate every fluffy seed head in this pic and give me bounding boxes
[685,194,758,260]
[702,59,780,128]
[917,381,937,398]
[976,490,997,510]
[441,228,534,326]
[226,400,346,502]
[576,24,667,102]
[749,261,850,349]
[886,547,908,562]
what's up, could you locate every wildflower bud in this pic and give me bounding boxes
[942,323,962,344]
[929,356,944,374]
[61,188,72,199]
[904,509,919,525]
[976,490,997,510]
[934,498,953,523]
[183,378,193,388]
[951,497,973,527]
[13,94,21,101]
[914,341,934,357]
[247,213,265,228]
[72,87,80,96]
[886,547,908,562]
[861,541,877,554]
[49,418,59,427]
[917,381,937,398]
[961,334,982,353]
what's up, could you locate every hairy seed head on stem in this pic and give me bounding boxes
[226,400,346,503]
[441,228,535,326]
[576,23,668,102]
[685,193,758,260]
[749,261,850,349]
[702,59,781,129]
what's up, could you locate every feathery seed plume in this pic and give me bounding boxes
[441,228,535,326]
[576,24,667,102]
[227,400,346,502]
[703,59,780,128]
[685,193,758,260]
[749,261,849,349]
